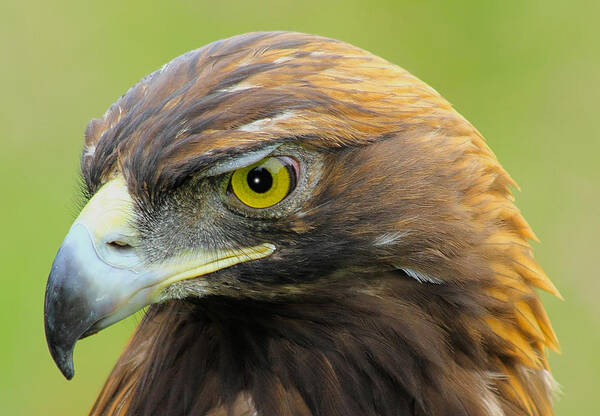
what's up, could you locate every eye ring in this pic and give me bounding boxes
[229,156,298,209]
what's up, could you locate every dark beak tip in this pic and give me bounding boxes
[63,367,75,380]
[44,320,76,379]
[43,235,93,381]
[44,284,80,381]
[54,348,75,380]
[45,322,77,380]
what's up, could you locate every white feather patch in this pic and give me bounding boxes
[480,374,505,416]
[219,82,259,93]
[83,145,96,158]
[373,232,408,246]
[273,56,293,64]
[396,267,443,284]
[237,111,296,133]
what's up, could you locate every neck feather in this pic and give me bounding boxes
[91,276,554,416]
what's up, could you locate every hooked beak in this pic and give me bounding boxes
[44,177,274,379]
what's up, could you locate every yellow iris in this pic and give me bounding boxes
[231,157,291,209]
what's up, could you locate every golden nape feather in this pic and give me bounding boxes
[43,31,560,416]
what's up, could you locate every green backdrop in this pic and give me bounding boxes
[2,0,598,414]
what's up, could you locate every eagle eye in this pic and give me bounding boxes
[229,156,298,209]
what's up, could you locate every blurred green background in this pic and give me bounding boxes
[1,0,598,414]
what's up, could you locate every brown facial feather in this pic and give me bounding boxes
[84,31,452,201]
[83,32,559,415]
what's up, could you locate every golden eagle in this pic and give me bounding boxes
[44,32,560,416]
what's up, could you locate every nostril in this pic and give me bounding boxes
[106,240,133,251]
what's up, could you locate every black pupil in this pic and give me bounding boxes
[247,167,273,193]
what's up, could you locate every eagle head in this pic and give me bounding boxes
[44,32,559,416]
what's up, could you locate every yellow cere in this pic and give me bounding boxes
[231,157,291,209]
[74,176,135,242]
